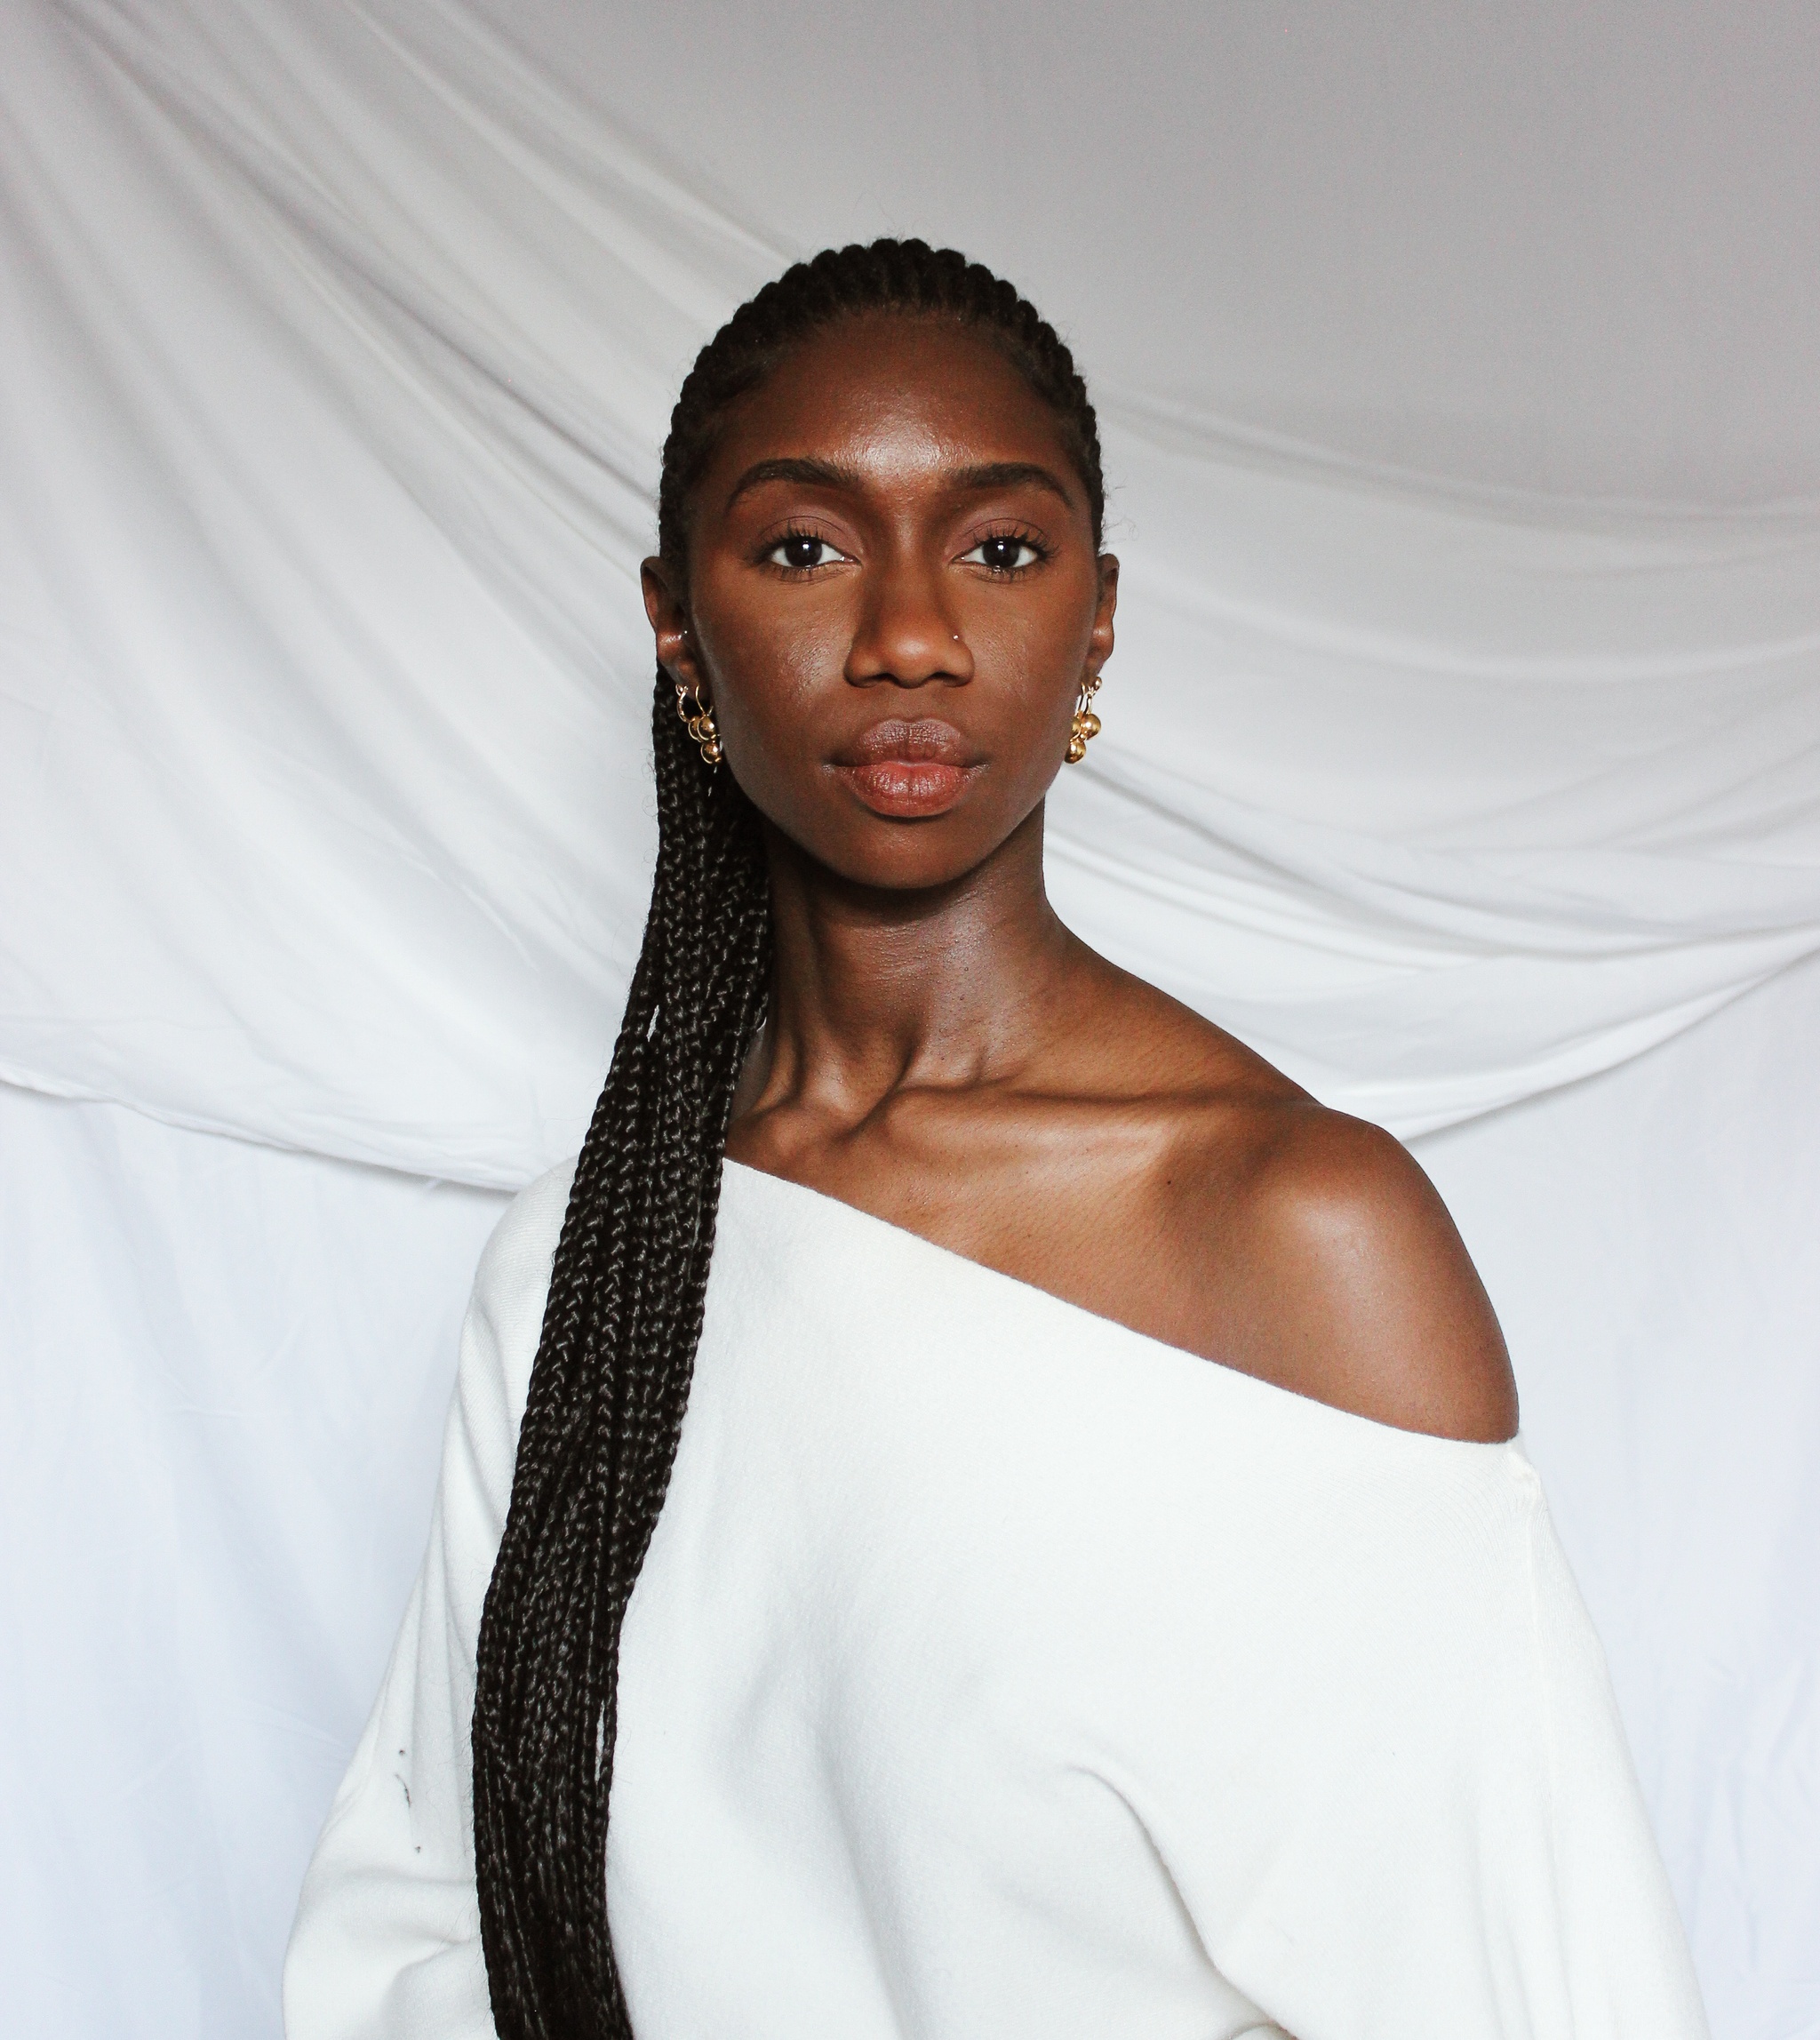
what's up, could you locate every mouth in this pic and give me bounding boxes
[830,718,983,819]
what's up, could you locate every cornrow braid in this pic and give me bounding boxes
[471,237,1106,2039]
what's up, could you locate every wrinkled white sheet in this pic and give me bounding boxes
[0,1081,507,2040]
[1,2,1816,2036]
[4,0,1816,1179]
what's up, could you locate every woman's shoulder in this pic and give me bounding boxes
[1099,974,1519,1444]
[1191,1092,1517,1442]
[458,1156,579,1412]
[475,1156,577,1307]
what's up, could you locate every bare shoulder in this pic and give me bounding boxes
[1016,946,1518,1444]
[1080,972,1516,1443]
[1171,1087,1518,1443]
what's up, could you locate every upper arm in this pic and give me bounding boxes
[283,1162,572,2039]
[1209,1109,1517,1442]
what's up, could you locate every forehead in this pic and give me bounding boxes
[698,313,1081,500]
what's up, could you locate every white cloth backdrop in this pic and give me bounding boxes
[1,3,1816,2036]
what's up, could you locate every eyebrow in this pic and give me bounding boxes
[722,455,1078,514]
[947,461,1077,508]
[723,457,863,511]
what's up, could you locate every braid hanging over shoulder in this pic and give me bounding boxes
[470,238,1105,2040]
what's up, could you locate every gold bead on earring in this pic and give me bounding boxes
[674,678,722,767]
[1066,674,1103,764]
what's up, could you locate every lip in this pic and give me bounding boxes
[831,718,982,819]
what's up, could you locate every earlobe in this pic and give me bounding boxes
[1090,555,1119,675]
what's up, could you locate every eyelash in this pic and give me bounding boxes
[757,522,850,575]
[754,520,1055,578]
[960,524,1052,577]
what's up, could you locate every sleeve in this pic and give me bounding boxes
[282,1163,575,2040]
[1101,1437,1711,2040]
[1516,1496,1712,2038]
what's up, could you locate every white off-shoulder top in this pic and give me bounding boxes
[284,1158,1709,2040]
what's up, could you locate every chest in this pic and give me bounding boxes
[722,1105,1251,1364]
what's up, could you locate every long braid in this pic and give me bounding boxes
[471,239,1106,2038]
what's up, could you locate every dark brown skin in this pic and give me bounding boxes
[644,313,1516,1443]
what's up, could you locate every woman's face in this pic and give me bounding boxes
[643,314,1118,892]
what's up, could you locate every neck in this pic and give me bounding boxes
[746,804,1080,1118]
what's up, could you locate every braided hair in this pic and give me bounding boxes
[471,237,1106,2040]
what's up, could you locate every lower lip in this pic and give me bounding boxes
[837,760,975,818]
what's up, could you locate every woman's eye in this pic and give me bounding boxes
[766,532,842,571]
[962,534,1043,573]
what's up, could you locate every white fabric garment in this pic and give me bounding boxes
[286,1162,1708,2040]
[11,959,1817,2040]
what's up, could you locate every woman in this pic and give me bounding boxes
[285,241,1707,2040]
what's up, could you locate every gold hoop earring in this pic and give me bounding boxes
[1065,674,1103,764]
[674,678,722,767]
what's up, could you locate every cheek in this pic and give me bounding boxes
[748,631,852,755]
[690,554,1095,778]
[690,600,856,817]
[696,579,849,722]
[967,584,1097,717]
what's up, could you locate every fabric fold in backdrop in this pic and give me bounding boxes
[3,0,1818,1184]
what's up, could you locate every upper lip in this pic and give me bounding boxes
[834,718,978,767]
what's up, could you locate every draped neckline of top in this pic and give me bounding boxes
[716,1156,1520,1462]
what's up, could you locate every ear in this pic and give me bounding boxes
[642,556,710,699]
[1088,552,1120,677]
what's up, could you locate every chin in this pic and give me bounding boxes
[834,834,997,893]
[776,812,1005,894]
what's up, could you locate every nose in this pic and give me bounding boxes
[844,550,974,689]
